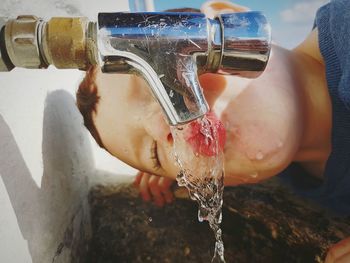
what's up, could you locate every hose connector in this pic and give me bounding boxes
[41,17,98,69]
[0,15,98,71]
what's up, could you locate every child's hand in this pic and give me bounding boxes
[201,0,249,18]
[325,237,350,263]
[134,171,174,207]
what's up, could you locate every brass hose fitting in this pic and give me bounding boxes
[0,15,98,71]
[41,17,98,69]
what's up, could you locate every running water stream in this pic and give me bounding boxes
[170,113,226,263]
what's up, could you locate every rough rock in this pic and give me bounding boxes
[87,179,350,263]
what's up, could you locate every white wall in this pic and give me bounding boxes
[0,1,136,262]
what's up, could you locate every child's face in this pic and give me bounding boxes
[91,50,303,185]
[89,1,327,185]
[90,2,270,183]
[92,69,226,179]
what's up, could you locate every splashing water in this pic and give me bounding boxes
[171,114,226,263]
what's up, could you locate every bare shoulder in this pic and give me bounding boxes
[293,29,324,66]
[222,28,331,184]
[221,44,305,185]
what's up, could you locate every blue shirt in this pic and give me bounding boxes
[279,0,350,215]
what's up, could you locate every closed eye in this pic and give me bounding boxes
[150,140,161,170]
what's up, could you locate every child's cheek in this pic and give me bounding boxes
[221,110,289,177]
[226,122,284,161]
[143,104,171,143]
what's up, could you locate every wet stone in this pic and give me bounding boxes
[87,179,350,263]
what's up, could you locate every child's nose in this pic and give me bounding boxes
[143,105,172,144]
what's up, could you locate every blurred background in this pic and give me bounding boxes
[131,0,330,48]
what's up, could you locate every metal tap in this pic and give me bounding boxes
[0,12,271,126]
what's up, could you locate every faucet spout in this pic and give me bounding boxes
[98,12,210,126]
[97,12,271,126]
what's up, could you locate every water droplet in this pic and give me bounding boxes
[195,152,199,157]
[255,151,264,160]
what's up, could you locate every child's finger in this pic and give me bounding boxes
[158,177,174,191]
[133,171,143,186]
[139,172,151,202]
[159,177,174,203]
[326,237,350,263]
[148,175,165,207]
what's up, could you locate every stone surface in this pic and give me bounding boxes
[87,179,350,263]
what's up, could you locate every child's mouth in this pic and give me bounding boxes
[184,111,226,157]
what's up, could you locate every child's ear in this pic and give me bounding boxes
[201,0,249,19]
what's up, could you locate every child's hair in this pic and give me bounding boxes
[76,8,201,148]
[76,65,105,148]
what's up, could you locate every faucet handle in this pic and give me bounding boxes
[216,12,271,78]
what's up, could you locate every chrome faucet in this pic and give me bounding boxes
[0,12,271,125]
